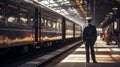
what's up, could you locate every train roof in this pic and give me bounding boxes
[7,0,83,26]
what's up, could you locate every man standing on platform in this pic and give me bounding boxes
[83,17,97,63]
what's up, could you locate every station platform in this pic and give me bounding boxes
[18,39,120,67]
[55,40,120,67]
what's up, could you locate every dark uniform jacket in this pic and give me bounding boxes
[83,24,97,44]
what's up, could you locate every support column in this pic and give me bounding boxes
[34,7,39,42]
[39,8,41,41]
[73,23,75,38]
[62,17,66,40]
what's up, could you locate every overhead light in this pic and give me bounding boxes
[41,1,49,4]
[49,0,55,3]
[112,7,118,13]
[86,17,92,20]
[53,3,58,6]
[80,0,83,4]
[109,12,114,15]
[117,0,120,2]
[106,14,110,17]
[112,7,118,11]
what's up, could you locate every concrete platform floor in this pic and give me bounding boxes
[55,40,120,67]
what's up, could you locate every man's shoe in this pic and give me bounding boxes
[93,61,97,63]
[86,61,89,63]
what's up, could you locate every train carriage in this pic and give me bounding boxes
[0,0,82,56]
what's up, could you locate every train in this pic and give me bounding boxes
[0,0,82,56]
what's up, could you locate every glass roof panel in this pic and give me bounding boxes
[41,0,49,4]
[21,0,86,25]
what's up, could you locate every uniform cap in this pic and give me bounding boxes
[86,17,92,20]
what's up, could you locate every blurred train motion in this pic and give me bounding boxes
[0,0,82,56]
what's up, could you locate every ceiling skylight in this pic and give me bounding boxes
[23,0,86,25]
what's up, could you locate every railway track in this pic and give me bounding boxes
[0,41,82,67]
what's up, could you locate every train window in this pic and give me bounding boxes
[48,20,52,27]
[19,8,28,24]
[60,23,62,30]
[58,22,61,29]
[56,22,59,29]
[7,5,18,24]
[41,17,43,23]
[28,18,33,24]
[41,17,43,26]
[44,19,47,27]
[75,24,81,37]
[53,22,56,28]
[28,11,34,25]
[51,21,54,28]
[0,2,4,23]
[42,17,46,26]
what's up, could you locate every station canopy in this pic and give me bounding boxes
[17,0,87,26]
